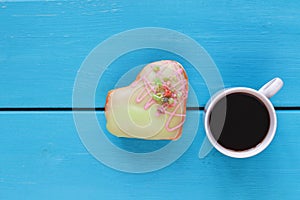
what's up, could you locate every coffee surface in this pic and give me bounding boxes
[209,92,270,151]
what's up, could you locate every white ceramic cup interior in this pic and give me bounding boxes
[204,77,283,158]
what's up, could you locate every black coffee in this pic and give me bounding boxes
[209,92,270,151]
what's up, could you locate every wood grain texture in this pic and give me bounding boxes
[1,1,300,199]
[0,0,299,107]
[0,111,299,200]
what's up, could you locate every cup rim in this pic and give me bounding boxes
[204,87,277,158]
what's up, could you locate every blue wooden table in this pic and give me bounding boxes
[1,1,300,199]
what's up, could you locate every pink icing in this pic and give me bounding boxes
[132,62,188,132]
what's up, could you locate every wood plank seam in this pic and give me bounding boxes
[0,107,299,111]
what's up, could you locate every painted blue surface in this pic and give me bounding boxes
[0,0,299,106]
[1,112,300,199]
[0,0,300,199]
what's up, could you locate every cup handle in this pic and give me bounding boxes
[258,77,283,98]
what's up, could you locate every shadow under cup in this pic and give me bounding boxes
[205,88,277,158]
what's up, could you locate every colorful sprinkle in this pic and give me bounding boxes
[168,98,174,104]
[164,89,172,98]
[154,78,162,87]
[161,97,169,103]
[151,71,184,113]
[153,66,160,72]
[152,94,162,102]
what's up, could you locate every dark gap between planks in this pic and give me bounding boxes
[0,107,299,112]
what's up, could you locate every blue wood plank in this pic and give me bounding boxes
[0,0,299,107]
[0,111,299,199]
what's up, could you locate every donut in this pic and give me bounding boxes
[105,60,188,140]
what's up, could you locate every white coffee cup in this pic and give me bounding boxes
[204,78,283,158]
